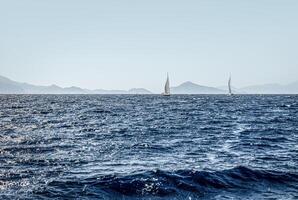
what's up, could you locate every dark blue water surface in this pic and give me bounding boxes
[0,95,297,199]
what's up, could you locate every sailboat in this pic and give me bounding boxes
[228,75,233,96]
[162,73,170,96]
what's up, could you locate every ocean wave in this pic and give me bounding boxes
[34,166,298,198]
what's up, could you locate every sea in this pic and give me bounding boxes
[0,94,297,199]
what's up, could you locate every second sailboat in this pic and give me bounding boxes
[162,73,171,96]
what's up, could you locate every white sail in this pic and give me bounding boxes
[163,73,170,96]
[228,75,232,95]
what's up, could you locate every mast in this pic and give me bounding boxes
[228,75,232,95]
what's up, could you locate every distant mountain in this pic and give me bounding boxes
[283,81,298,93]
[216,86,246,94]
[91,89,128,94]
[171,81,225,94]
[63,86,87,94]
[172,81,298,94]
[0,75,152,94]
[240,82,298,94]
[0,75,25,93]
[128,88,152,94]
[240,84,283,94]
[87,88,152,94]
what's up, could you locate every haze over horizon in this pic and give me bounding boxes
[1,1,298,93]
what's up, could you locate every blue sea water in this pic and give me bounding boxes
[0,94,297,199]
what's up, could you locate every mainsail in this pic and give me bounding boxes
[228,75,232,95]
[164,73,170,96]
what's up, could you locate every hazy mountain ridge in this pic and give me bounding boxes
[0,75,152,94]
[0,75,298,94]
[0,75,25,93]
[216,85,245,94]
[239,82,298,94]
[128,88,152,94]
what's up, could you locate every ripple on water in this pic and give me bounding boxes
[0,94,297,199]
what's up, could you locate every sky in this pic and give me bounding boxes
[0,0,298,92]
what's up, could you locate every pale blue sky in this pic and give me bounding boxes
[1,0,297,92]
